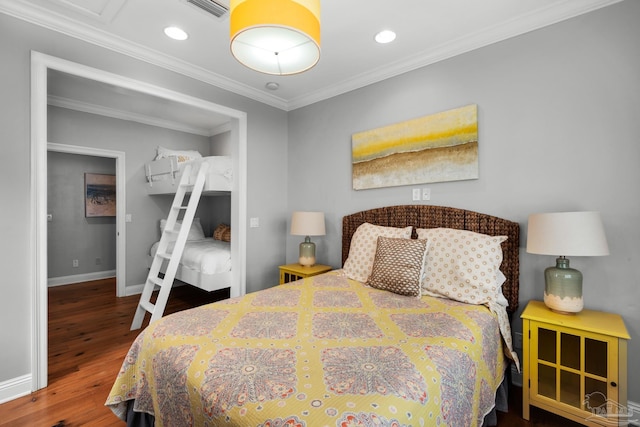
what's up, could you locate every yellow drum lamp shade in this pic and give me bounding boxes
[230,0,321,75]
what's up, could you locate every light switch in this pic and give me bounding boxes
[125,214,132,223]
[412,188,421,201]
[47,214,53,222]
[250,217,259,228]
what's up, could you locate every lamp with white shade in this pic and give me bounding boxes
[290,211,325,267]
[526,211,609,314]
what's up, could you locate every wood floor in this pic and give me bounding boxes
[0,278,582,426]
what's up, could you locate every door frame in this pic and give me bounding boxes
[47,143,125,290]
[31,51,248,390]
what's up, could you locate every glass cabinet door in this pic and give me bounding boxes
[534,325,612,414]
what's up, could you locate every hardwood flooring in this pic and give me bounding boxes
[0,278,582,426]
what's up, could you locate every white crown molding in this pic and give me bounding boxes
[48,94,216,136]
[0,0,288,110]
[1,0,624,112]
[288,0,624,110]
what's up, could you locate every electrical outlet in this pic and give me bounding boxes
[422,188,431,200]
[514,332,523,349]
[95,257,102,265]
[72,259,79,268]
[412,188,421,201]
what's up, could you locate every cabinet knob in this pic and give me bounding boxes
[611,381,617,387]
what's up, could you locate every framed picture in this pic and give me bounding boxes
[85,173,116,217]
[352,104,479,190]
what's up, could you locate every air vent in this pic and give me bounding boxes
[186,0,229,18]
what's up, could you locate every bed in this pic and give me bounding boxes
[149,219,233,293]
[107,205,520,426]
[145,154,232,196]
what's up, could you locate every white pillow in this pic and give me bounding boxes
[160,217,205,241]
[155,146,202,164]
[416,227,507,306]
[343,223,412,283]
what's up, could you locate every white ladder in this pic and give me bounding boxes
[130,160,209,330]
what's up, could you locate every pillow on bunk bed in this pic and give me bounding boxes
[155,146,203,164]
[160,218,206,241]
[213,223,231,242]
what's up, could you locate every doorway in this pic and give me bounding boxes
[31,51,248,390]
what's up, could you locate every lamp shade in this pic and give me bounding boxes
[230,0,321,75]
[526,211,609,256]
[290,211,325,236]
[527,211,609,314]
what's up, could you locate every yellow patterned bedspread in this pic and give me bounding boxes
[106,271,506,426]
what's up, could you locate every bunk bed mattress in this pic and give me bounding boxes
[150,238,231,275]
[106,270,507,426]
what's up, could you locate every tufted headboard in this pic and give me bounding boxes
[342,205,520,314]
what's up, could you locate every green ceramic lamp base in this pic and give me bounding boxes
[543,256,583,314]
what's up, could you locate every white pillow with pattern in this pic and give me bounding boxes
[343,223,412,283]
[416,227,507,305]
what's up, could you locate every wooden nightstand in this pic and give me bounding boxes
[521,300,630,426]
[279,263,332,284]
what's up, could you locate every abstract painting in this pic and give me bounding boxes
[85,173,116,217]
[352,104,478,190]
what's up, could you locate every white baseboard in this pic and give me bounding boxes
[48,270,116,287]
[0,374,31,404]
[627,400,640,426]
[125,283,145,296]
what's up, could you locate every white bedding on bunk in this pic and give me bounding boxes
[150,238,231,275]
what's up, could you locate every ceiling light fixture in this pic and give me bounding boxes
[375,30,396,44]
[230,0,321,75]
[164,26,189,41]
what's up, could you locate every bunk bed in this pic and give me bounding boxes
[145,154,232,195]
[144,148,233,293]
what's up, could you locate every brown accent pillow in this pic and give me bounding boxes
[366,237,428,297]
[213,223,231,242]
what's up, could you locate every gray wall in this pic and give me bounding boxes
[0,13,288,387]
[48,106,216,287]
[47,151,116,279]
[287,1,640,402]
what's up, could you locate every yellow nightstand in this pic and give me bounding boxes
[521,300,630,426]
[279,263,332,284]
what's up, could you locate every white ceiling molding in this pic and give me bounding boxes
[48,94,219,137]
[0,0,624,111]
[48,0,127,23]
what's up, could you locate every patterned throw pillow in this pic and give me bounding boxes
[367,237,428,297]
[416,227,507,305]
[213,223,231,242]
[343,223,413,283]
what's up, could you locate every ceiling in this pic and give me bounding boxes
[0,0,622,132]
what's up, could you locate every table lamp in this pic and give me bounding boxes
[290,211,325,267]
[526,211,609,314]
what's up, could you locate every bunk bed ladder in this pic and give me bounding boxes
[130,160,210,330]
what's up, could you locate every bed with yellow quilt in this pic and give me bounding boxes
[106,205,520,427]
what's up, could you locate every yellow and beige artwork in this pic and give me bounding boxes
[352,104,478,190]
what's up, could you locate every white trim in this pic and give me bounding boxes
[48,95,215,137]
[628,401,640,427]
[31,51,247,391]
[0,0,623,111]
[47,142,126,297]
[48,270,116,287]
[0,374,31,405]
